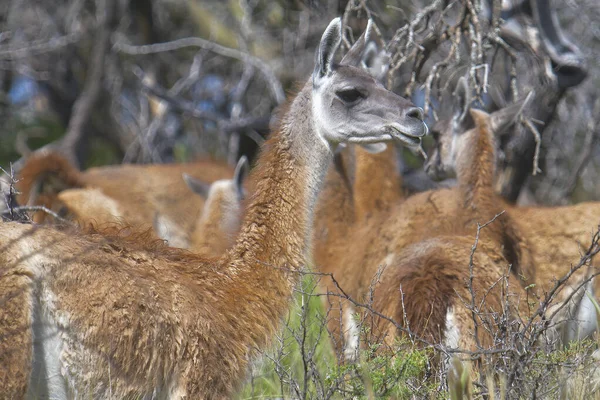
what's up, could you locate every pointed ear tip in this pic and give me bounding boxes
[469,108,489,122]
[328,17,342,31]
[237,155,249,168]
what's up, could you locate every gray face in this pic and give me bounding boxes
[424,88,532,182]
[424,118,459,181]
[424,76,473,181]
[313,66,427,149]
[312,18,427,152]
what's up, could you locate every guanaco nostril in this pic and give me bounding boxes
[406,107,424,121]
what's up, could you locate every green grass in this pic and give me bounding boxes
[236,274,437,399]
[236,274,600,399]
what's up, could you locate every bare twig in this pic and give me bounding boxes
[1,205,74,225]
[113,35,285,104]
[523,118,543,176]
[60,0,117,167]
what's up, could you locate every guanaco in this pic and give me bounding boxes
[16,152,234,236]
[183,156,249,256]
[0,18,427,398]
[370,235,532,355]
[426,79,600,345]
[366,96,541,364]
[152,156,250,252]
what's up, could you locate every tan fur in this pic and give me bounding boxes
[318,109,536,358]
[354,145,403,221]
[370,236,533,354]
[431,104,600,340]
[312,152,357,356]
[314,145,404,356]
[1,89,316,398]
[453,109,536,283]
[16,152,85,223]
[511,203,600,318]
[0,269,33,398]
[16,153,234,235]
[58,188,146,228]
[189,180,243,256]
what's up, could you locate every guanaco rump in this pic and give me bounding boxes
[426,79,600,345]
[0,18,427,398]
[16,151,234,235]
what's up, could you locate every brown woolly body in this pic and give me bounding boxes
[430,103,600,340]
[313,144,405,356]
[312,151,356,356]
[455,110,535,283]
[16,152,234,234]
[16,152,86,222]
[371,236,531,352]
[363,112,535,354]
[353,145,403,221]
[319,111,535,357]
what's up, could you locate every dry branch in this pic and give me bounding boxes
[113,35,285,105]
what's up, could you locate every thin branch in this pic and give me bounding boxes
[523,118,543,176]
[1,205,74,225]
[113,35,285,104]
[0,32,84,60]
[61,0,117,167]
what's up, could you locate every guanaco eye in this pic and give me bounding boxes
[336,89,364,104]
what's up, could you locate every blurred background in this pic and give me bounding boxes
[0,0,598,205]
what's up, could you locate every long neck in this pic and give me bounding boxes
[456,123,497,216]
[354,145,401,220]
[455,121,534,281]
[312,151,355,272]
[227,81,332,276]
[455,122,511,253]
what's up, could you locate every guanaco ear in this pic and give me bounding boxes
[314,17,342,84]
[468,108,491,127]
[489,91,534,136]
[233,156,249,200]
[183,173,211,199]
[361,41,390,84]
[452,77,473,133]
[341,19,374,66]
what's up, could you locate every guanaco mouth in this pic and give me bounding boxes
[390,121,428,147]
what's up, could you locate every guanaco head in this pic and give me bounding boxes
[311,18,427,152]
[183,156,249,253]
[425,77,533,180]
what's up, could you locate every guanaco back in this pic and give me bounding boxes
[320,82,540,362]
[16,152,234,235]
